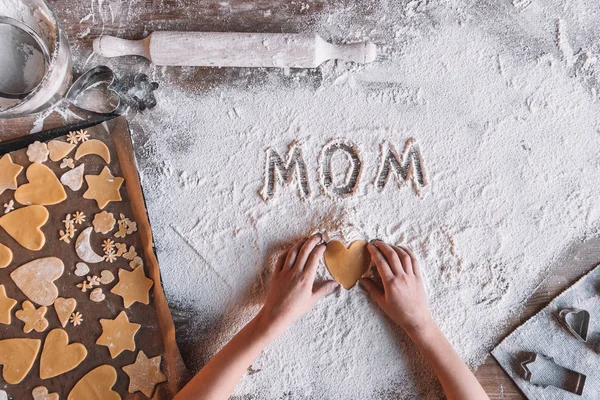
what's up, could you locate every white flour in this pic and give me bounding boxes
[33,0,600,398]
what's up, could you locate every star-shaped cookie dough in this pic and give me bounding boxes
[110,266,154,308]
[0,154,23,195]
[122,351,167,397]
[0,284,17,325]
[96,311,140,358]
[83,167,124,209]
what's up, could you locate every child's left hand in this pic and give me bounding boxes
[256,234,339,336]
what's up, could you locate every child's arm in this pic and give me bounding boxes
[174,234,338,400]
[360,241,489,400]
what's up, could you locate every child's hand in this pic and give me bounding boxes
[257,234,339,336]
[360,241,433,337]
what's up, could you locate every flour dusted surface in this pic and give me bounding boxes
[71,2,600,399]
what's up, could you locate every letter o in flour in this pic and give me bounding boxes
[319,140,362,197]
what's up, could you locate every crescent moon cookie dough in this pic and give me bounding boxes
[75,139,111,164]
[0,154,23,196]
[75,227,105,263]
[110,266,154,308]
[96,311,141,358]
[83,167,124,209]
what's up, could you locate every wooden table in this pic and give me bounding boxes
[2,1,598,398]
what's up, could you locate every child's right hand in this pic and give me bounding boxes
[359,241,434,338]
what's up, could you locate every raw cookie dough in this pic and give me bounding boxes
[75,227,105,263]
[16,301,49,333]
[0,205,49,251]
[32,386,59,400]
[10,257,64,306]
[0,284,17,324]
[122,351,167,397]
[54,297,77,328]
[96,311,140,358]
[48,140,76,161]
[75,139,111,164]
[0,338,41,384]
[67,365,120,400]
[92,211,116,234]
[323,240,371,290]
[0,243,12,268]
[83,167,124,209]
[60,164,85,191]
[14,163,67,206]
[40,329,88,379]
[26,142,50,163]
[0,154,23,195]
[111,266,154,308]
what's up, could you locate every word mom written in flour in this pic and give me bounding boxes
[260,138,427,201]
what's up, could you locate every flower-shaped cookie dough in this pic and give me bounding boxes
[26,141,50,164]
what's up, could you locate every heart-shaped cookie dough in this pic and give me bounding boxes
[0,243,12,269]
[32,386,59,400]
[90,288,105,302]
[10,257,64,306]
[40,328,88,379]
[99,270,115,284]
[68,365,120,400]
[323,240,371,289]
[14,163,67,206]
[0,338,41,384]
[74,262,90,276]
[60,164,85,191]
[0,205,49,251]
[54,297,77,328]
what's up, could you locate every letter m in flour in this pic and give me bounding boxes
[260,143,311,201]
[376,139,428,195]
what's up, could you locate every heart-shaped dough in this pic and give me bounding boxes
[0,205,49,251]
[40,328,88,379]
[32,386,59,400]
[323,240,371,289]
[90,288,105,302]
[60,164,85,191]
[0,338,41,384]
[68,365,120,400]
[14,163,67,206]
[10,257,64,306]
[0,243,12,268]
[74,262,90,276]
[48,140,76,162]
[99,270,115,284]
[54,297,77,327]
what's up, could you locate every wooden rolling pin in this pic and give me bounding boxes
[93,32,377,68]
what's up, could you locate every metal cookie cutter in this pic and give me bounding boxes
[556,308,590,342]
[66,65,158,115]
[520,352,586,396]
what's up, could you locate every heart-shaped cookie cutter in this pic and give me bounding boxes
[66,65,158,115]
[556,308,590,342]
